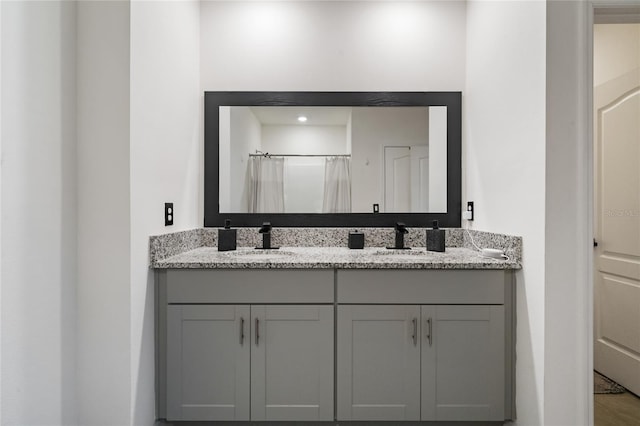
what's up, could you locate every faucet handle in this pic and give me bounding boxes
[387,222,410,250]
[256,222,279,250]
[395,222,408,234]
[259,222,272,234]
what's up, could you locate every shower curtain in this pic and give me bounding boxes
[248,156,285,213]
[322,156,352,213]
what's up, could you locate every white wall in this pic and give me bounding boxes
[129,1,201,424]
[262,125,347,155]
[428,107,447,212]
[219,106,231,212]
[464,2,546,425]
[351,107,430,212]
[76,3,202,425]
[594,23,640,86]
[2,3,201,424]
[200,1,466,92]
[230,107,261,212]
[1,1,77,424]
[76,2,131,424]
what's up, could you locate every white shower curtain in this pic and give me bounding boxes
[249,156,285,213]
[322,156,352,213]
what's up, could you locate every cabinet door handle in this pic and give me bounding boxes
[240,317,245,345]
[255,318,260,346]
[412,318,418,346]
[426,318,433,346]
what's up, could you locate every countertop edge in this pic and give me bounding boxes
[151,246,521,271]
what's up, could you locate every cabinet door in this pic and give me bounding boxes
[251,305,334,421]
[421,305,505,421]
[166,305,250,421]
[337,305,421,421]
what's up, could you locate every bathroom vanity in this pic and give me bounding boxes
[153,243,519,424]
[152,91,518,424]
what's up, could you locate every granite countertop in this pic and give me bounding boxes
[153,246,521,270]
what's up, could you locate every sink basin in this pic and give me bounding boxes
[221,250,295,261]
[372,250,429,261]
[373,250,426,256]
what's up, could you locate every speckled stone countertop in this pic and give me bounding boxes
[149,227,522,270]
[153,246,520,270]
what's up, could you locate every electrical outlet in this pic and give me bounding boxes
[373,203,380,214]
[165,202,174,226]
[463,201,474,221]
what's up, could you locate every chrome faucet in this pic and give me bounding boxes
[256,222,279,250]
[387,222,410,250]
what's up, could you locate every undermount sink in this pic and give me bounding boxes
[373,249,426,256]
[372,250,429,261]
[221,250,295,261]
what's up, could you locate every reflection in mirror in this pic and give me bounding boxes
[219,106,447,214]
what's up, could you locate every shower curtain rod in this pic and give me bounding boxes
[249,153,351,158]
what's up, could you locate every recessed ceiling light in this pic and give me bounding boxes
[297,115,308,123]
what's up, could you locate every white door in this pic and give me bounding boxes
[384,146,411,212]
[250,305,334,421]
[166,305,250,421]
[410,145,429,212]
[337,305,421,421]
[421,305,505,421]
[594,68,640,395]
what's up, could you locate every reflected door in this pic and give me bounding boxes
[384,146,430,213]
[410,145,429,212]
[384,147,411,212]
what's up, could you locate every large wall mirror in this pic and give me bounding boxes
[205,92,461,227]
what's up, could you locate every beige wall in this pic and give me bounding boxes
[594,24,640,87]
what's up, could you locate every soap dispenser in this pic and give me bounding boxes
[218,219,237,251]
[348,230,365,249]
[426,220,445,252]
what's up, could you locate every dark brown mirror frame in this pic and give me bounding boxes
[204,91,461,228]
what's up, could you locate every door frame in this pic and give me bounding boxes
[587,3,640,426]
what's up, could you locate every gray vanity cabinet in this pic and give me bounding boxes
[250,305,334,421]
[336,305,505,421]
[167,305,250,421]
[158,268,515,423]
[336,305,421,420]
[420,305,505,421]
[336,270,514,422]
[159,270,335,422]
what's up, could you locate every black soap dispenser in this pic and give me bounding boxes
[426,220,445,252]
[348,230,365,249]
[218,219,237,251]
